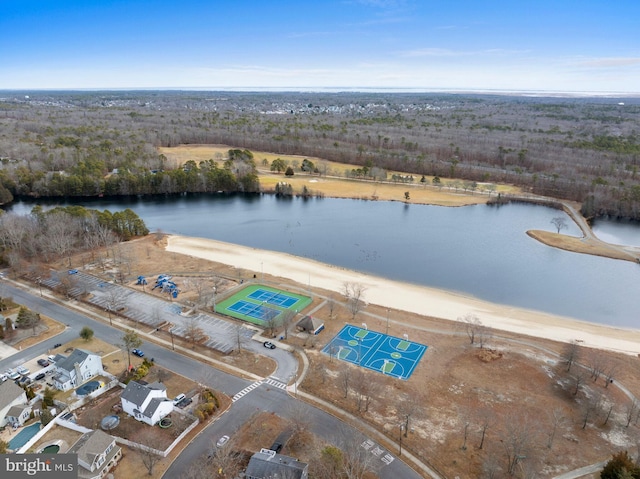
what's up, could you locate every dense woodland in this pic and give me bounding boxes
[0,90,639,219]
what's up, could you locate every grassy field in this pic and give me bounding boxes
[158,144,520,207]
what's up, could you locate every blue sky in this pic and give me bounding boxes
[1,0,639,93]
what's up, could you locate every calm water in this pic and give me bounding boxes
[7,195,640,328]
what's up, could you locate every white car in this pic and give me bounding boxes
[6,369,20,380]
[216,436,230,448]
[0,373,7,382]
[16,366,30,376]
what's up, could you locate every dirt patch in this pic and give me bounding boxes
[477,348,502,362]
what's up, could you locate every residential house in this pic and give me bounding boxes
[5,404,32,428]
[120,381,173,426]
[67,429,122,479]
[0,380,28,427]
[52,349,103,391]
[245,449,309,479]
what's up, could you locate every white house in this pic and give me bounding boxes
[67,429,122,479]
[120,381,173,426]
[0,381,28,427]
[52,349,104,391]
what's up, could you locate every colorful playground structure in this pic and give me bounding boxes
[138,274,179,298]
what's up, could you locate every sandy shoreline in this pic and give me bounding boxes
[166,235,640,355]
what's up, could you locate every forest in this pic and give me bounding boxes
[0,90,639,220]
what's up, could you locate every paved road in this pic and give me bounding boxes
[0,281,426,479]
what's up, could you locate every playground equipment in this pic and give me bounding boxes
[152,274,179,298]
[136,276,148,285]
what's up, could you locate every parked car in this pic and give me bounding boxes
[68,269,78,275]
[37,358,50,367]
[47,355,56,363]
[263,341,276,349]
[16,376,32,386]
[173,393,186,405]
[270,442,283,453]
[53,343,62,348]
[16,366,30,376]
[0,373,7,382]
[216,435,230,448]
[132,349,144,357]
[5,369,20,380]
[177,397,192,409]
[34,372,46,381]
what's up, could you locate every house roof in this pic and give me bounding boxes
[296,315,324,333]
[121,381,166,408]
[0,380,25,410]
[55,349,95,373]
[68,430,115,472]
[6,404,30,418]
[142,397,167,418]
[246,450,307,479]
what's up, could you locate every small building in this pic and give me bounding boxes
[296,315,325,335]
[52,349,104,392]
[120,380,173,426]
[0,380,28,427]
[68,429,122,479]
[5,404,32,428]
[245,449,308,479]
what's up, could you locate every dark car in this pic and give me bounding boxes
[34,372,46,381]
[37,359,50,367]
[16,376,32,386]
[132,349,144,357]
[263,341,276,349]
[53,343,62,348]
[270,442,283,453]
[177,397,193,409]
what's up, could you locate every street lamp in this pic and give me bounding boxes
[212,286,217,313]
[386,308,390,335]
[399,424,405,456]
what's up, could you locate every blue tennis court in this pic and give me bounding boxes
[228,299,280,322]
[247,288,300,308]
[322,325,427,380]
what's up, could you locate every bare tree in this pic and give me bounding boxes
[572,369,587,396]
[580,392,603,429]
[280,309,297,340]
[207,436,242,479]
[459,312,487,346]
[625,398,639,428]
[561,340,582,372]
[604,360,619,388]
[501,415,538,476]
[587,350,606,383]
[327,296,337,320]
[338,364,352,399]
[551,216,568,233]
[336,427,379,479]
[138,429,164,476]
[234,324,249,354]
[342,282,367,321]
[396,392,422,438]
[477,408,494,450]
[120,329,142,371]
[184,316,205,348]
[546,408,566,449]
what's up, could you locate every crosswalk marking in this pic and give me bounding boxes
[232,377,289,402]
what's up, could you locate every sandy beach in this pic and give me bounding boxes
[166,235,640,356]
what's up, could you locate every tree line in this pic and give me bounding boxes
[0,91,638,220]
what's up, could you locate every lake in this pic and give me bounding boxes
[7,194,640,329]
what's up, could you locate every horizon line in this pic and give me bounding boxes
[1,86,640,98]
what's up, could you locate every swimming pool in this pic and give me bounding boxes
[8,422,41,450]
